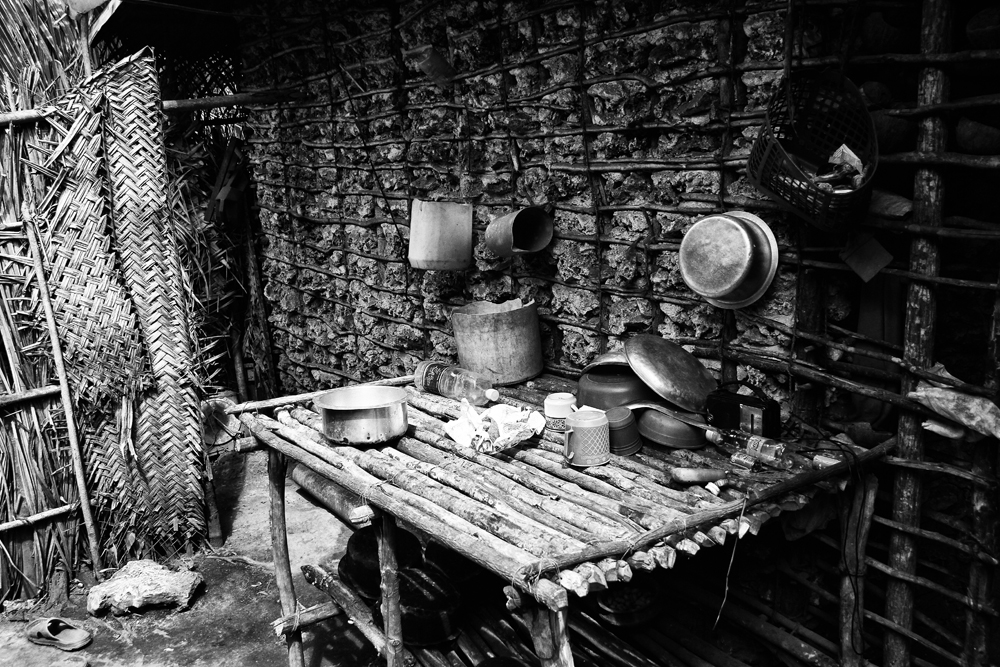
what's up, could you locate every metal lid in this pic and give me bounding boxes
[623,334,717,412]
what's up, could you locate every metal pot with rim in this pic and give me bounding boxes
[314,385,408,445]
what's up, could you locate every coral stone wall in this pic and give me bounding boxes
[237,0,833,395]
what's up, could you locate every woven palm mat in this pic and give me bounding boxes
[8,77,154,562]
[100,51,205,554]
[12,50,206,559]
[26,93,151,405]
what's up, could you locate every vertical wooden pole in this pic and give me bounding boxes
[968,266,1000,665]
[840,474,878,667]
[24,220,104,578]
[884,2,950,666]
[268,450,305,667]
[377,515,406,667]
[521,600,575,667]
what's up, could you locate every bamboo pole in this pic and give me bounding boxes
[225,375,413,414]
[24,221,103,577]
[885,2,950,664]
[269,450,305,667]
[0,385,61,409]
[840,475,878,667]
[880,151,1000,169]
[0,92,296,127]
[0,503,79,533]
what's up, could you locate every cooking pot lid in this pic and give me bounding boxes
[623,334,716,412]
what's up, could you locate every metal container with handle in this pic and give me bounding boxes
[314,385,408,445]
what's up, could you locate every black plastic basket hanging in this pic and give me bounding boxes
[747,69,878,232]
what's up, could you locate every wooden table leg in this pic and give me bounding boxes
[521,600,575,667]
[269,449,305,667]
[377,514,406,667]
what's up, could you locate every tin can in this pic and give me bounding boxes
[730,451,758,470]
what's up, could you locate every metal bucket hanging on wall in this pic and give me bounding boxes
[408,199,473,270]
[484,206,553,257]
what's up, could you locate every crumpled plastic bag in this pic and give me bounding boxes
[443,399,545,454]
[908,363,1000,440]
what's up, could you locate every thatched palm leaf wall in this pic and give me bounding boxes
[1,49,208,595]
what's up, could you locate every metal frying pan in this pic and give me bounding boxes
[623,334,717,412]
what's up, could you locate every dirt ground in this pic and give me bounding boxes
[0,450,377,667]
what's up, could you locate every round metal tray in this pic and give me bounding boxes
[623,334,716,412]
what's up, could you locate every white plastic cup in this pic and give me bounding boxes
[544,392,576,431]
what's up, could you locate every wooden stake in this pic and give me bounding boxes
[303,563,418,665]
[885,2,951,665]
[520,600,574,667]
[839,474,878,667]
[24,221,104,577]
[271,601,342,636]
[268,450,304,667]
[378,516,405,667]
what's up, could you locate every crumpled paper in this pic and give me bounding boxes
[908,363,998,440]
[443,399,546,454]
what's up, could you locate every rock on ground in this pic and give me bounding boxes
[87,560,204,616]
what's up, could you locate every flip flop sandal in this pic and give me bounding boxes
[25,617,93,651]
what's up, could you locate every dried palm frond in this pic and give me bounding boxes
[0,0,85,110]
[0,134,80,601]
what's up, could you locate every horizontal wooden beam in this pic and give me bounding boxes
[0,385,61,410]
[0,502,78,533]
[0,92,294,127]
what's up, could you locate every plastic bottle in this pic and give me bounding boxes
[705,429,788,467]
[414,360,500,406]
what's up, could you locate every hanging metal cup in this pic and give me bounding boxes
[484,206,554,257]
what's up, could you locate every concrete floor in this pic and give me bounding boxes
[0,450,374,667]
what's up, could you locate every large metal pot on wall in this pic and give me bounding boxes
[314,386,408,445]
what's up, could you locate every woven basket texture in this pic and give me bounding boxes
[101,52,205,554]
[34,92,152,406]
[35,87,156,564]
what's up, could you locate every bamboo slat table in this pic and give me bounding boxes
[233,376,895,667]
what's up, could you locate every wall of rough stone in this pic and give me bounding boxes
[236,0,847,396]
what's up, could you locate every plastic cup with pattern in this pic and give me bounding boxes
[563,410,610,467]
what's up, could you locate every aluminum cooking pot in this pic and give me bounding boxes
[314,385,408,445]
